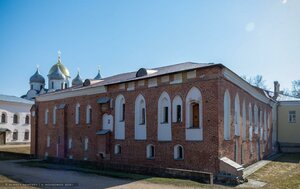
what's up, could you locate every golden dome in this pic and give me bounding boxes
[48,53,70,78]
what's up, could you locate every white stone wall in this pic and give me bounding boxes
[0,101,32,144]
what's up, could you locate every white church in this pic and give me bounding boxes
[22,52,102,100]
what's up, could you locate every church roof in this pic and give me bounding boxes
[72,72,83,86]
[48,53,70,78]
[48,64,66,80]
[94,68,102,80]
[30,68,45,84]
[0,94,34,105]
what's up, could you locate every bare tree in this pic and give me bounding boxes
[291,80,300,98]
[241,75,268,89]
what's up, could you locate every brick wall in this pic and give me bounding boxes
[32,65,273,175]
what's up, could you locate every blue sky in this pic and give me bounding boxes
[0,0,299,96]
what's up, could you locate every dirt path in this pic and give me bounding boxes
[0,160,197,189]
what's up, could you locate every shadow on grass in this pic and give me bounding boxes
[0,151,33,161]
[18,161,216,189]
[272,153,300,164]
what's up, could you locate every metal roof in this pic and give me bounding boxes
[0,94,34,105]
[96,129,111,135]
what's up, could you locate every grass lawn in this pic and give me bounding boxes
[248,153,300,189]
[0,146,30,154]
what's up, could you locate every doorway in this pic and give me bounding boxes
[0,132,5,145]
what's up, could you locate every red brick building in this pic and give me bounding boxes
[31,62,275,176]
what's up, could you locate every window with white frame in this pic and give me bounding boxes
[86,105,92,124]
[45,109,49,125]
[146,144,155,159]
[13,114,18,124]
[186,87,202,129]
[161,98,169,123]
[75,103,80,125]
[137,98,146,125]
[249,103,253,141]
[114,144,121,154]
[12,129,18,140]
[84,137,88,151]
[25,115,30,124]
[242,101,246,140]
[1,112,6,123]
[68,137,72,149]
[47,135,50,147]
[24,129,29,140]
[234,93,240,136]
[174,145,184,160]
[224,90,231,140]
[288,111,296,123]
[53,106,57,125]
[116,95,126,122]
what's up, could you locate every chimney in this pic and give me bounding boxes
[273,81,280,100]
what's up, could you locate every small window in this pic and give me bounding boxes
[114,144,121,155]
[75,104,80,125]
[121,103,125,122]
[191,103,199,128]
[12,130,18,140]
[174,145,184,160]
[1,113,6,123]
[57,136,61,144]
[13,114,18,124]
[31,84,33,90]
[24,130,29,140]
[163,106,169,123]
[25,115,30,124]
[140,108,145,125]
[146,144,155,159]
[176,105,181,123]
[86,105,92,124]
[47,136,51,147]
[51,82,54,89]
[53,107,57,125]
[288,111,296,123]
[65,83,68,89]
[45,109,49,125]
[84,137,89,151]
[68,138,72,149]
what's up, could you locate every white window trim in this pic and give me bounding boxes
[224,90,231,140]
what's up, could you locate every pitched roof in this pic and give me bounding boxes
[0,94,34,104]
[90,62,219,87]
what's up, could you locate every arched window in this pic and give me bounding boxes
[249,103,253,141]
[12,129,18,140]
[264,110,267,141]
[47,135,50,147]
[260,109,263,140]
[75,103,80,125]
[158,92,171,124]
[224,90,231,140]
[146,144,155,159]
[13,114,18,124]
[86,105,92,124]
[68,137,72,149]
[242,100,246,140]
[24,129,29,140]
[234,93,240,136]
[158,92,171,141]
[254,105,258,134]
[25,115,30,125]
[1,113,6,123]
[115,95,125,122]
[45,109,49,125]
[172,96,183,123]
[135,94,147,140]
[174,145,184,160]
[185,87,203,141]
[84,137,88,151]
[136,95,146,125]
[53,106,57,125]
[114,144,121,154]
